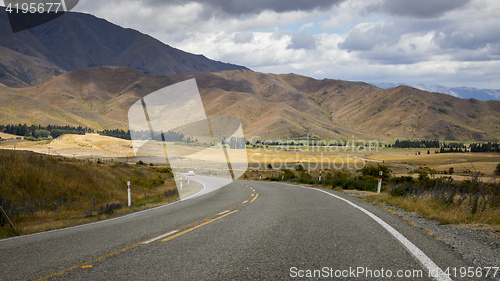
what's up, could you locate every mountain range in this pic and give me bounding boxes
[0,6,248,88]
[1,66,499,141]
[373,83,500,101]
[0,8,499,141]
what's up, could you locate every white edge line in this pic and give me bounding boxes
[142,230,178,244]
[1,182,207,243]
[180,180,207,201]
[281,183,452,281]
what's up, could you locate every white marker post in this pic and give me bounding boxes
[127,181,131,206]
[259,173,262,180]
[282,171,284,181]
[180,175,183,190]
[377,171,383,194]
[319,171,322,183]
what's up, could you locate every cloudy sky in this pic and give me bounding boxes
[4,0,500,88]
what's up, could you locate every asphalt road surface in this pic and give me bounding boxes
[0,177,492,281]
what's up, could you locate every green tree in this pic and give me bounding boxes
[50,129,66,138]
[33,130,50,138]
[495,163,500,176]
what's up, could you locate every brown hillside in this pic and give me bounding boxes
[0,46,64,87]
[0,67,499,141]
[3,67,175,129]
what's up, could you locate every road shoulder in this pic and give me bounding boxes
[344,190,500,277]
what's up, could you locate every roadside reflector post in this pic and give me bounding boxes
[319,171,322,183]
[127,181,131,207]
[377,171,383,194]
[282,171,284,181]
[259,173,262,180]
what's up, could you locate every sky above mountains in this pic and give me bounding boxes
[2,0,499,89]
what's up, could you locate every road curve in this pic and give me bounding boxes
[0,179,487,280]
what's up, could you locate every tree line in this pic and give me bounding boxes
[438,142,499,153]
[390,139,500,153]
[0,124,131,140]
[390,139,440,148]
[0,124,211,143]
[130,130,184,142]
[0,124,92,138]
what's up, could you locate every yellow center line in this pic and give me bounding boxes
[161,210,238,242]
[35,183,256,281]
[250,193,259,203]
[34,241,145,281]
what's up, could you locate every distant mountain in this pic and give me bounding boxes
[372,83,500,101]
[0,7,248,87]
[1,66,499,141]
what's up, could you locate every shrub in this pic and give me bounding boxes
[295,164,305,172]
[389,182,414,197]
[156,167,173,177]
[358,164,391,181]
[293,178,315,184]
[331,177,376,192]
[97,202,123,215]
[281,169,296,180]
[387,172,500,215]
[299,171,312,180]
[390,176,414,184]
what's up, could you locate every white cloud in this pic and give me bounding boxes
[320,0,369,31]
[69,0,500,88]
[287,31,317,50]
[234,32,254,44]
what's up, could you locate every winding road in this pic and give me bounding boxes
[0,177,487,280]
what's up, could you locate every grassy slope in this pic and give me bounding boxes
[0,150,178,238]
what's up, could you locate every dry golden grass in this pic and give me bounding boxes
[246,147,367,170]
[0,150,180,239]
[10,193,181,236]
[0,134,135,159]
[365,193,500,226]
[0,132,20,139]
[358,148,500,176]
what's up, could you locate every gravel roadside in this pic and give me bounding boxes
[342,189,499,280]
[374,200,499,280]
